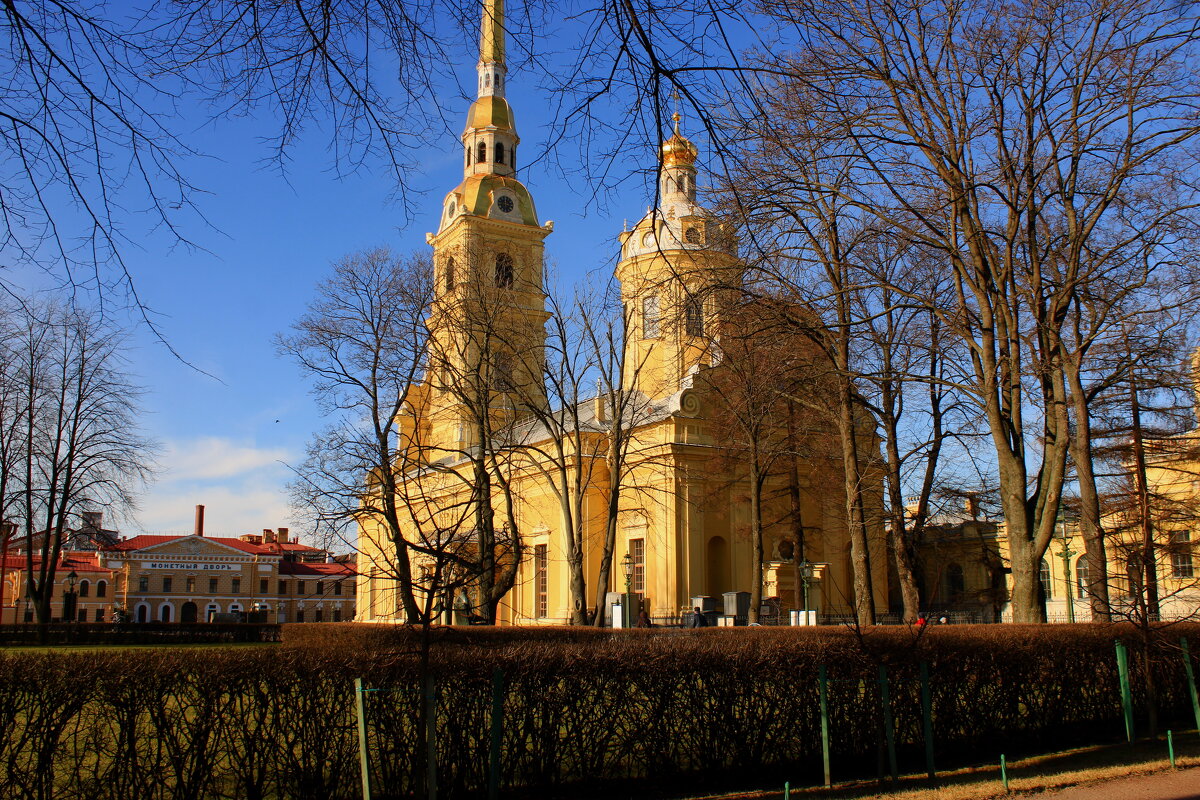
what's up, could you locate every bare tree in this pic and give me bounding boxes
[280,247,436,623]
[1,301,156,631]
[698,297,835,622]
[740,0,1200,622]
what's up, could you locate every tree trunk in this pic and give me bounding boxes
[1064,357,1111,621]
[1128,376,1160,620]
[748,450,764,624]
[836,377,875,626]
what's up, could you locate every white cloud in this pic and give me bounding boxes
[160,437,290,482]
[128,437,295,537]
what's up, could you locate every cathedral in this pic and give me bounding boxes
[354,0,890,625]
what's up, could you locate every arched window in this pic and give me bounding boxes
[79,580,90,598]
[945,563,965,603]
[484,73,491,88]
[495,142,505,164]
[684,296,704,337]
[444,258,455,293]
[96,580,107,598]
[665,177,675,194]
[684,227,702,244]
[509,145,515,170]
[466,144,472,166]
[642,295,660,339]
[1039,559,1052,599]
[492,351,514,392]
[494,253,514,288]
[478,141,487,163]
[1075,561,1090,598]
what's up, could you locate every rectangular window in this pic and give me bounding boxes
[296,609,305,623]
[316,581,324,595]
[94,608,104,622]
[231,578,241,594]
[1171,530,1194,578]
[162,577,172,593]
[186,576,195,593]
[534,544,548,619]
[642,295,660,339]
[296,580,305,595]
[209,577,218,593]
[260,578,269,594]
[333,582,342,596]
[138,576,148,592]
[278,580,287,595]
[630,537,645,594]
[333,608,342,622]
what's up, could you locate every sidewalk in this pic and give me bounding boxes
[1023,766,1200,799]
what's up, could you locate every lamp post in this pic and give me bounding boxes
[799,560,814,625]
[1057,519,1076,624]
[621,552,634,628]
[64,569,78,623]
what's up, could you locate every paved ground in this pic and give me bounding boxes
[1021,767,1200,799]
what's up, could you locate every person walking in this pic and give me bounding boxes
[689,606,708,628]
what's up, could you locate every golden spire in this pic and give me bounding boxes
[480,0,505,66]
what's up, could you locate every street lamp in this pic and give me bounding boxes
[621,552,635,628]
[64,569,79,623]
[799,560,814,625]
[1056,519,1076,624]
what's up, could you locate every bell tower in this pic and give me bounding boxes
[424,0,553,452]
[616,116,740,400]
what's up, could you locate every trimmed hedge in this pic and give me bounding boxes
[0,623,1197,799]
[0,622,281,646]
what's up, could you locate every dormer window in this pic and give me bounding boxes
[495,253,514,288]
[685,227,702,245]
[495,142,505,164]
[478,142,487,163]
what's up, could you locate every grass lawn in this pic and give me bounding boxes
[695,732,1200,800]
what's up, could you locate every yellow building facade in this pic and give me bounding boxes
[355,0,890,625]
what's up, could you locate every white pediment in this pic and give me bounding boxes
[133,536,256,559]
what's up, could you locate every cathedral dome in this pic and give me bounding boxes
[465,96,515,132]
[440,173,539,230]
[660,132,698,166]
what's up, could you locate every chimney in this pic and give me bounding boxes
[263,529,275,544]
[278,527,289,544]
[81,511,102,531]
[194,505,205,537]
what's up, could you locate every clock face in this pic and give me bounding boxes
[641,231,655,248]
[497,195,514,213]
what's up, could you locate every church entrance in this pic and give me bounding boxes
[707,536,730,596]
[181,602,198,624]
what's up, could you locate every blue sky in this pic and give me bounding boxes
[69,28,654,540]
